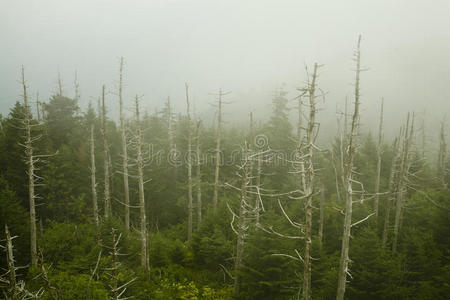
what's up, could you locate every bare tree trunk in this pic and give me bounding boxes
[302,63,318,300]
[101,85,111,218]
[438,120,447,187]
[212,89,223,213]
[318,183,325,248]
[5,225,17,298]
[36,92,41,123]
[185,83,194,242]
[90,125,99,228]
[392,114,414,252]
[381,136,401,249]
[74,71,80,103]
[118,57,131,230]
[57,70,63,96]
[135,96,148,271]
[337,36,362,300]
[195,120,202,228]
[374,98,384,222]
[167,96,175,153]
[21,66,37,268]
[233,143,249,296]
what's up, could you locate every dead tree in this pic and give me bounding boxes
[195,120,202,228]
[185,83,194,242]
[374,98,384,222]
[74,71,80,103]
[318,183,325,248]
[166,96,175,153]
[57,70,63,97]
[337,36,371,300]
[231,143,250,296]
[299,63,319,300]
[90,124,99,228]
[118,57,131,230]
[101,85,111,218]
[135,96,148,271]
[105,229,136,300]
[1,225,43,299]
[20,66,38,267]
[392,113,414,252]
[381,135,401,249]
[35,92,41,123]
[38,251,57,300]
[212,89,230,213]
[437,120,447,187]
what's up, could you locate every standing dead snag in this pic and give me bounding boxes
[232,142,250,296]
[381,135,401,249]
[90,124,99,229]
[437,120,447,188]
[318,183,325,248]
[337,36,367,300]
[212,89,230,213]
[1,225,43,299]
[185,83,194,242]
[20,66,38,267]
[118,57,131,230]
[392,113,414,252]
[298,62,319,300]
[195,120,202,228]
[374,98,384,223]
[101,85,111,218]
[135,96,148,271]
[105,229,136,300]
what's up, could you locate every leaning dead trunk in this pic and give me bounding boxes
[118,57,131,230]
[185,83,194,242]
[135,96,148,271]
[101,85,111,218]
[21,66,38,267]
[336,36,362,300]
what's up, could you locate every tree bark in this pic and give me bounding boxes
[21,66,38,268]
[135,96,148,271]
[381,136,401,249]
[302,63,318,300]
[101,85,111,218]
[195,120,202,228]
[185,83,194,242]
[118,57,131,230]
[233,143,249,296]
[337,36,362,300]
[90,125,99,228]
[374,98,384,222]
[212,89,223,213]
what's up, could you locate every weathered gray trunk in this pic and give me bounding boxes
[21,67,37,268]
[374,98,384,222]
[381,136,401,249]
[5,225,17,297]
[186,83,194,242]
[195,120,202,228]
[302,63,318,300]
[318,183,325,247]
[118,57,131,230]
[337,36,362,300]
[135,96,148,271]
[101,85,111,218]
[233,143,249,296]
[392,114,414,252]
[90,125,99,228]
[212,90,223,213]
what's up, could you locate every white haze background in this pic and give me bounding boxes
[1,0,449,143]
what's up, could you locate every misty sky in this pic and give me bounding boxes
[1,0,450,141]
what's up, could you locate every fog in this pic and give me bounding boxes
[1,0,450,141]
